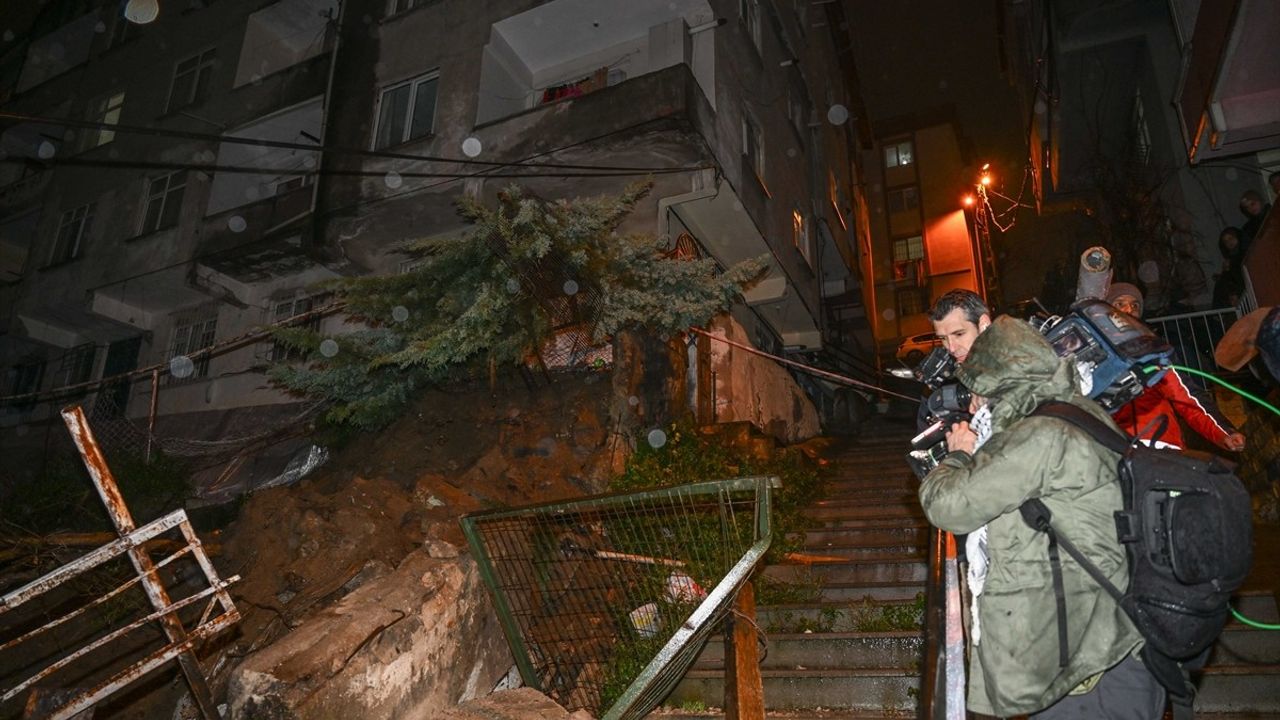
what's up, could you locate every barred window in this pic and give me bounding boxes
[55,343,97,389]
[168,311,217,383]
[892,235,924,262]
[270,295,318,362]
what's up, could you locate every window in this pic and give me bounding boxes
[141,171,187,234]
[6,360,45,403]
[787,83,809,139]
[743,114,765,183]
[1133,88,1151,165]
[374,71,439,150]
[50,203,93,266]
[387,0,440,15]
[168,312,218,382]
[167,48,217,113]
[78,91,125,152]
[884,139,914,167]
[892,235,924,262]
[792,208,810,265]
[887,186,919,214]
[896,287,927,316]
[828,171,847,230]
[270,295,318,362]
[55,343,96,389]
[739,0,762,53]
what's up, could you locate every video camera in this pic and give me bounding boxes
[906,298,1172,478]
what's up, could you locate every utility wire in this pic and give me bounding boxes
[3,154,702,179]
[0,110,713,174]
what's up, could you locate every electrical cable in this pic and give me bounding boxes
[0,110,713,174]
[1145,363,1280,631]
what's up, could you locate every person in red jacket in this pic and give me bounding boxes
[1106,282,1246,451]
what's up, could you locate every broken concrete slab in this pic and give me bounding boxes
[225,549,511,720]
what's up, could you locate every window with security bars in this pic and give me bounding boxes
[50,203,93,266]
[269,295,318,362]
[7,360,45,406]
[141,171,187,234]
[168,48,217,112]
[79,91,125,152]
[892,235,924,262]
[387,0,442,15]
[55,343,97,389]
[374,71,438,150]
[168,313,217,383]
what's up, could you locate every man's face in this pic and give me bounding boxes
[1112,294,1141,318]
[933,308,991,364]
[1242,197,1264,218]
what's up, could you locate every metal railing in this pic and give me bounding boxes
[920,529,966,720]
[0,406,240,720]
[1145,307,1241,383]
[460,476,774,720]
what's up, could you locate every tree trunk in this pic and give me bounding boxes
[608,329,690,466]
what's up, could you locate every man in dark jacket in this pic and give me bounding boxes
[919,316,1161,718]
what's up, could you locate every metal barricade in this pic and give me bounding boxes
[0,406,239,720]
[1145,307,1241,383]
[460,476,773,720]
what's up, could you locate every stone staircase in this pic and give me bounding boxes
[655,419,1280,718]
[663,423,925,717]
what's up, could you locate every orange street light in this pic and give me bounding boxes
[963,194,975,207]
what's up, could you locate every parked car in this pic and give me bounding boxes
[895,332,941,365]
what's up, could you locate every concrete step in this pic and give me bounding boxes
[809,582,925,603]
[1230,590,1280,623]
[1208,624,1280,665]
[763,559,927,586]
[802,503,925,521]
[798,525,929,549]
[667,668,918,712]
[1194,663,1280,713]
[810,494,918,509]
[692,632,922,670]
[757,600,922,634]
[802,516,930,531]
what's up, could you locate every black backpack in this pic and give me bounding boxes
[1018,401,1253,719]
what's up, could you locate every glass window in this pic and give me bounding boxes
[8,359,45,402]
[270,295,318,362]
[141,171,187,234]
[374,72,439,150]
[740,0,762,53]
[792,208,810,265]
[168,48,217,113]
[743,114,765,182]
[50,203,93,265]
[887,186,919,214]
[892,235,924,262]
[55,343,97,389]
[168,312,218,383]
[897,287,927,316]
[79,91,125,152]
[387,0,440,14]
[884,139,914,167]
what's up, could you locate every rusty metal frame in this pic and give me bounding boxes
[0,406,240,720]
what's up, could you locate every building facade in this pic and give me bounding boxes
[0,0,873,466]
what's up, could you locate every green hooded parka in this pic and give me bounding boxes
[918,316,1143,717]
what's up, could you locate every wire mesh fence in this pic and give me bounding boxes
[460,476,774,720]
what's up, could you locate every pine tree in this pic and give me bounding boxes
[270,182,766,429]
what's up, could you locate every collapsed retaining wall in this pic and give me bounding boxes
[226,541,511,720]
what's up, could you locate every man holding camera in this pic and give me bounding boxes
[919,316,1162,718]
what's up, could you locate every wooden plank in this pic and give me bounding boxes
[724,581,764,720]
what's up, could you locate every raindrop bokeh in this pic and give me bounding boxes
[827,104,849,125]
[882,308,897,322]
[169,355,195,378]
[319,339,340,357]
[647,429,668,449]
[627,395,640,407]
[383,171,402,189]
[506,278,520,294]
[461,137,483,158]
[227,215,247,233]
[563,279,579,296]
[37,141,56,160]
[391,305,409,322]
[1138,261,1160,284]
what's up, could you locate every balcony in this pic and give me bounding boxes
[475,0,715,126]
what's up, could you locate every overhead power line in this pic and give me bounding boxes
[0,110,713,174]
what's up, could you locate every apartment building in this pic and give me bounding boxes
[0,0,871,459]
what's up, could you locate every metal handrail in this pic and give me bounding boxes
[919,528,966,720]
[919,527,945,718]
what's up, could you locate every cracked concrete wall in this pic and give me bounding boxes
[226,542,511,719]
[705,313,821,444]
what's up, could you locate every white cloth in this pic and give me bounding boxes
[966,403,995,645]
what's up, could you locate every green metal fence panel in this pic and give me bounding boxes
[460,476,774,719]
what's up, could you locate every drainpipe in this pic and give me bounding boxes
[309,0,344,250]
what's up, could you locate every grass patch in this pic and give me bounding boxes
[846,593,925,632]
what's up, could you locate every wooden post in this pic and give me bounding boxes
[145,369,159,464]
[724,580,765,720]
